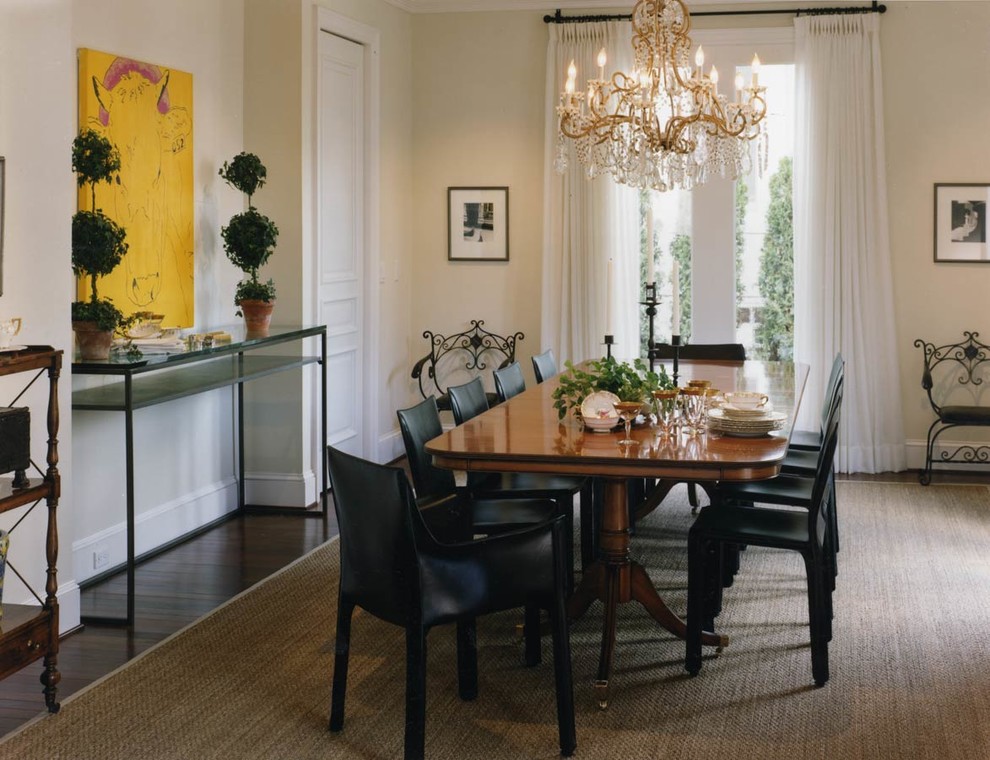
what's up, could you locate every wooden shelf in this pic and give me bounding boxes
[0,479,51,515]
[0,347,61,712]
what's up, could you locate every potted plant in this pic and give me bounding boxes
[219,152,279,336]
[71,129,128,361]
[551,356,673,421]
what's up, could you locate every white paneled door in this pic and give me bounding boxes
[319,31,365,456]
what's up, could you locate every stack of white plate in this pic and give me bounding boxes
[708,405,787,437]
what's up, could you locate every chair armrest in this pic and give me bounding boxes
[416,516,567,624]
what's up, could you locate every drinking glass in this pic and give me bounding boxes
[653,389,679,437]
[680,387,704,435]
[613,401,643,446]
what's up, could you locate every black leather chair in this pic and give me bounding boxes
[712,370,843,590]
[787,353,844,452]
[532,349,559,384]
[493,362,526,402]
[396,396,556,537]
[653,342,746,361]
[686,413,840,688]
[448,377,596,572]
[653,343,746,509]
[327,446,576,759]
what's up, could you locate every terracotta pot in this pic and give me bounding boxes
[73,320,114,361]
[239,299,275,337]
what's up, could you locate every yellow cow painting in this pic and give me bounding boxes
[77,49,194,327]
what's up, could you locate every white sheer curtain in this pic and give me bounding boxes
[542,22,640,365]
[793,14,906,473]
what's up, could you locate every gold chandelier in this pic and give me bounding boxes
[555,0,768,192]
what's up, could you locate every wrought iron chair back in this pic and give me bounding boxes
[913,330,990,484]
[411,319,524,410]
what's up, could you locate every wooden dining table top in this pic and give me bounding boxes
[426,360,809,482]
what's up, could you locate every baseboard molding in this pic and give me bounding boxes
[245,470,316,508]
[376,428,404,464]
[72,477,239,585]
[57,581,81,635]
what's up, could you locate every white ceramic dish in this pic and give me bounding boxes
[580,390,620,420]
[582,415,619,432]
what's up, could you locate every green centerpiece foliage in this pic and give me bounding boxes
[220,152,279,308]
[71,129,128,332]
[552,356,673,420]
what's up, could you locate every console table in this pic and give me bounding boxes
[72,325,327,626]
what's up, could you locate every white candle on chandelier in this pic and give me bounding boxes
[671,260,681,336]
[597,47,608,81]
[606,257,614,336]
[710,65,719,89]
[646,206,655,286]
[735,72,745,102]
[751,54,761,88]
[695,45,704,78]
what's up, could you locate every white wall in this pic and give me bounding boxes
[407,2,990,469]
[411,11,548,389]
[69,0,246,600]
[0,0,77,630]
[883,1,990,464]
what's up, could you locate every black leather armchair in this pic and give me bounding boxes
[327,446,576,759]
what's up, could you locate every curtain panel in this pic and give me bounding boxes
[794,14,906,473]
[542,22,640,365]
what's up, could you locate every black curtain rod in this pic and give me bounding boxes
[543,2,885,24]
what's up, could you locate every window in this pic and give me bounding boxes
[639,29,794,358]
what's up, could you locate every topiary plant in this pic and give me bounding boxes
[220,152,279,310]
[71,129,128,333]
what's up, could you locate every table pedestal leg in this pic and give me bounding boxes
[567,476,728,708]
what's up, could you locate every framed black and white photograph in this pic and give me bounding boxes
[448,186,509,262]
[935,183,990,262]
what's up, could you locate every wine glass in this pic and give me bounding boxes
[613,401,643,446]
[653,389,679,437]
[680,386,704,436]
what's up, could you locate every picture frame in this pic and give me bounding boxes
[934,183,990,263]
[447,186,509,262]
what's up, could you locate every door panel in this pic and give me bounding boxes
[319,32,364,455]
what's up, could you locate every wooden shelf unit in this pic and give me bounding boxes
[0,346,62,714]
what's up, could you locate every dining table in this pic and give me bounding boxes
[426,359,809,707]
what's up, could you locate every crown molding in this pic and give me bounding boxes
[383,0,866,14]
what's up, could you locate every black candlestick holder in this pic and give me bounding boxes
[604,334,614,360]
[671,333,681,386]
[640,285,660,372]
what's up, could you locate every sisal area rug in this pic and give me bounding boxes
[3,482,990,759]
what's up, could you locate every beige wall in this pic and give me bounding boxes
[882,1,990,453]
[411,11,548,387]
[408,2,990,460]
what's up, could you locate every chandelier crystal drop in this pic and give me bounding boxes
[555,0,768,192]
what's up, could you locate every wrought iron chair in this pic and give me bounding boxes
[327,446,576,760]
[913,331,990,485]
[686,413,841,688]
[447,377,596,573]
[410,319,523,411]
[532,349,559,384]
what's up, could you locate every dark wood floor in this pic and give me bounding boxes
[0,510,337,739]
[0,467,983,740]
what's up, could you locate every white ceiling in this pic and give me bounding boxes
[383,0,872,13]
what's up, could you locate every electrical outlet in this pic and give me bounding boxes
[93,546,110,570]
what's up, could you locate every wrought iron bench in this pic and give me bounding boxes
[411,319,524,411]
[914,330,990,484]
